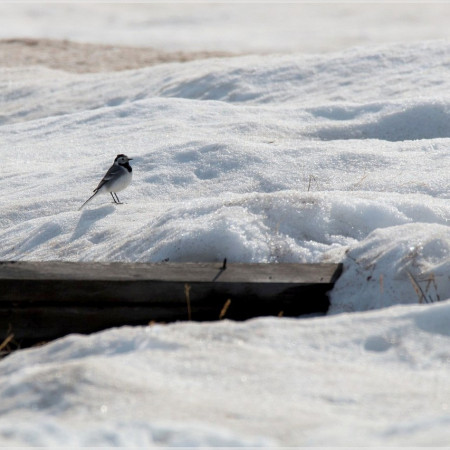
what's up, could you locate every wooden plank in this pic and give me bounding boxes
[0,261,340,284]
[0,261,342,345]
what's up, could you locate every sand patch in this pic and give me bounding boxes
[0,38,235,73]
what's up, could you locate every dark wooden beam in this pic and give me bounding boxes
[0,261,342,346]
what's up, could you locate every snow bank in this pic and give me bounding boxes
[4,41,450,124]
[330,223,450,313]
[1,302,449,446]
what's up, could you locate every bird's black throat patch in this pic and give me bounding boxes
[120,161,132,172]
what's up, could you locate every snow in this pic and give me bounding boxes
[0,3,449,447]
[330,223,450,314]
[1,304,450,446]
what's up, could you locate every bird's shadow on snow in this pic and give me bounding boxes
[71,205,115,241]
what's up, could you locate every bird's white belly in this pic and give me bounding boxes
[105,169,132,193]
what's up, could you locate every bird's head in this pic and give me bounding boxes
[115,154,133,165]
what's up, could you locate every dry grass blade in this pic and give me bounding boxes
[219,299,231,319]
[307,174,318,192]
[350,171,368,190]
[184,283,192,320]
[425,274,441,302]
[407,271,428,304]
[0,334,14,353]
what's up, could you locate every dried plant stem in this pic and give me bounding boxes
[0,334,14,353]
[407,271,429,304]
[184,283,192,320]
[219,299,231,319]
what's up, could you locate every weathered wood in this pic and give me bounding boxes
[0,261,342,345]
[0,261,340,284]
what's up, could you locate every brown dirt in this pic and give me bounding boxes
[0,38,235,73]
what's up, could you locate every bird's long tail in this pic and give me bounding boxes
[79,190,99,211]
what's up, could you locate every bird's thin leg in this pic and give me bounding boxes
[110,192,118,204]
[113,193,122,204]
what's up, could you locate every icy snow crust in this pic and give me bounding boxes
[1,19,450,446]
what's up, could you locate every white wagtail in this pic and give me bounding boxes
[79,154,133,210]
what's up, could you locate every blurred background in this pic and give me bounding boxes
[0,2,450,54]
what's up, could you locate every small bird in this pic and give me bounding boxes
[79,154,133,210]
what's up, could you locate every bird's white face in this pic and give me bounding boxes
[115,154,132,165]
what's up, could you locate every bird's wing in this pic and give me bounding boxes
[94,164,122,192]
